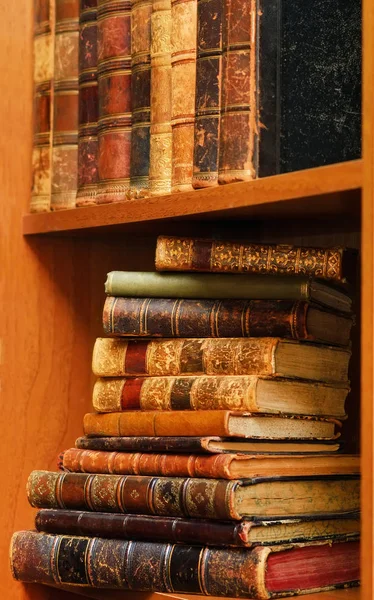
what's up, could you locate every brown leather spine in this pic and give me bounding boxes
[103,296,312,340]
[96,0,131,203]
[60,447,238,478]
[129,0,152,196]
[35,509,254,546]
[218,0,258,184]
[192,0,223,188]
[51,0,79,210]
[155,235,351,282]
[171,0,197,192]
[83,409,233,437]
[27,470,240,519]
[76,0,98,206]
[92,336,278,376]
[149,0,172,195]
[31,0,55,212]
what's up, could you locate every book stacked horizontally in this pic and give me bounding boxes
[11,237,360,598]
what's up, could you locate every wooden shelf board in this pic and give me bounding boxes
[23,160,362,236]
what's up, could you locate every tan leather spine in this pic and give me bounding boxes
[92,337,129,376]
[171,0,197,191]
[149,0,172,195]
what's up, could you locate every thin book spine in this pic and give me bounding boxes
[31,0,55,213]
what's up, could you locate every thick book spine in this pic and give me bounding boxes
[192,0,223,189]
[60,447,238,478]
[103,297,312,339]
[129,0,152,195]
[155,235,353,282]
[51,0,79,210]
[171,0,197,192]
[96,0,131,203]
[31,0,55,213]
[35,509,254,546]
[27,470,241,519]
[149,0,172,195]
[218,0,258,183]
[76,0,98,206]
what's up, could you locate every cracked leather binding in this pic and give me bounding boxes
[50,0,79,210]
[76,0,98,206]
[96,0,131,203]
[31,0,55,212]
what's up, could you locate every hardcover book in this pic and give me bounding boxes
[27,471,360,518]
[11,532,360,597]
[103,297,352,346]
[35,509,360,547]
[92,337,351,382]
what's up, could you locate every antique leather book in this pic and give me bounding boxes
[192,0,222,188]
[171,0,197,192]
[149,0,172,195]
[76,435,342,454]
[96,0,131,203]
[31,0,55,212]
[104,271,352,313]
[129,0,152,195]
[155,236,357,283]
[92,337,351,382]
[59,448,359,478]
[83,411,340,439]
[92,375,349,418]
[103,297,353,346]
[11,532,360,597]
[27,471,360,518]
[35,509,360,547]
[50,0,79,210]
[75,0,98,206]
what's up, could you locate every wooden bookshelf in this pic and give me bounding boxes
[0,0,371,598]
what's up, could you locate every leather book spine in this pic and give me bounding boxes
[129,0,152,196]
[103,296,310,339]
[218,0,258,183]
[35,509,253,546]
[11,530,272,596]
[76,0,98,206]
[31,0,55,212]
[149,0,172,195]
[170,0,197,192]
[51,0,79,210]
[155,235,350,282]
[192,0,223,189]
[27,470,241,519]
[60,447,237,478]
[96,0,131,203]
[75,435,217,453]
[92,336,277,377]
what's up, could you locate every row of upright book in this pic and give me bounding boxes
[31,0,361,212]
[11,236,360,598]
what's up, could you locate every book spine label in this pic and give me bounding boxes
[155,236,346,281]
[171,0,197,192]
[31,0,55,213]
[93,375,260,412]
[96,0,131,203]
[27,470,240,519]
[35,509,252,546]
[192,0,223,188]
[149,0,172,195]
[60,447,236,478]
[11,531,271,596]
[51,0,79,210]
[218,0,258,183]
[92,337,277,376]
[76,0,98,206]
[130,0,152,194]
[103,297,309,339]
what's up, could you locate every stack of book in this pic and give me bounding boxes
[11,236,360,598]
